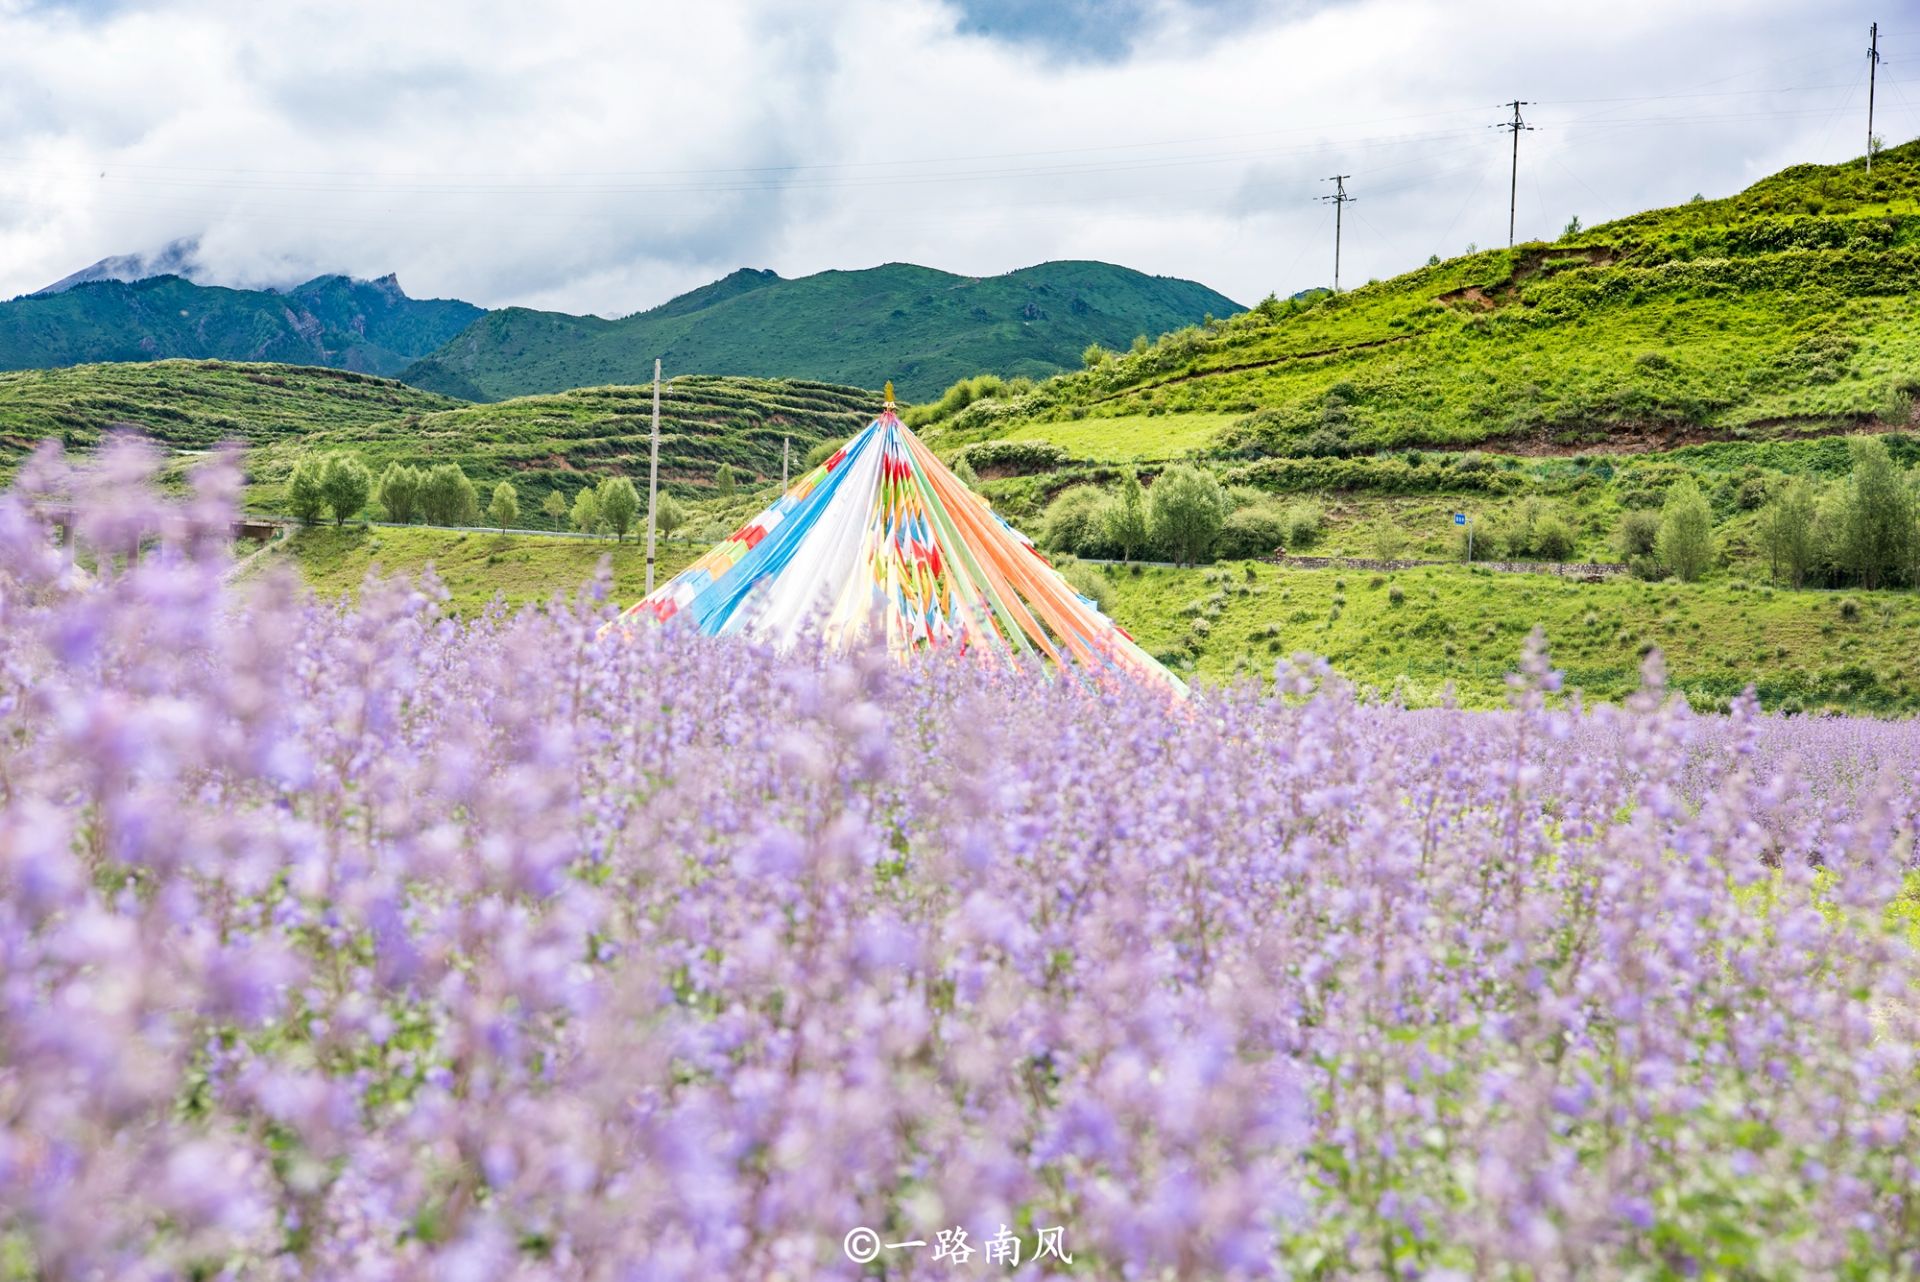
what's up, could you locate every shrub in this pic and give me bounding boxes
[1040,486,1113,558]
[1615,509,1661,559]
[1532,514,1577,561]
[1280,501,1326,550]
[1215,505,1288,559]
[1054,556,1110,610]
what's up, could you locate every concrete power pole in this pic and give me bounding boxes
[645,357,661,595]
[1319,175,1354,292]
[1867,22,1881,173]
[1493,100,1533,247]
[782,435,789,491]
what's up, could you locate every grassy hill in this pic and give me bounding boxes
[0,362,876,527]
[239,374,877,520]
[400,261,1243,402]
[0,361,460,459]
[932,142,1920,461]
[0,274,483,378]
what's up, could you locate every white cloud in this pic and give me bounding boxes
[0,0,1903,313]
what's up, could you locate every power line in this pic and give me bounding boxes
[1319,175,1354,292]
[1491,101,1534,248]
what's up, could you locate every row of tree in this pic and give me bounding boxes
[284,455,695,542]
[287,457,523,531]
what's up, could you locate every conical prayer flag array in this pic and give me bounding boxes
[614,408,1184,694]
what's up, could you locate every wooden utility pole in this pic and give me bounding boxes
[1493,100,1533,247]
[645,357,661,594]
[1867,22,1881,173]
[1319,175,1354,292]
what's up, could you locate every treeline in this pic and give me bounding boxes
[281,453,677,541]
[1605,436,1920,586]
[1748,436,1920,589]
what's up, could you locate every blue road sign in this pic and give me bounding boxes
[1454,512,1467,525]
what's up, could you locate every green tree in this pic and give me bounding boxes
[1081,343,1111,369]
[1834,436,1916,588]
[713,463,736,497]
[1562,215,1583,238]
[1758,479,1821,588]
[1147,465,1227,567]
[570,486,602,537]
[540,489,569,527]
[419,464,478,526]
[1103,471,1149,563]
[375,462,422,524]
[653,492,687,541]
[597,475,641,543]
[487,480,519,533]
[285,458,326,525]
[320,454,372,526]
[1655,478,1714,582]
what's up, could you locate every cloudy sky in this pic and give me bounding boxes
[0,0,1910,314]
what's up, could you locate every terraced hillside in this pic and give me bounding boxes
[930,141,1920,462]
[0,361,460,460]
[243,375,877,514]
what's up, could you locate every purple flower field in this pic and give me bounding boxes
[3,443,1918,1280]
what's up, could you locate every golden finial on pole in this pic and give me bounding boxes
[883,380,895,411]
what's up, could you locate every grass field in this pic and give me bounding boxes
[1099,559,1920,713]
[258,527,1920,715]
[251,526,704,617]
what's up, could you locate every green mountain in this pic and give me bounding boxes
[0,274,484,378]
[399,261,1243,403]
[933,143,1920,459]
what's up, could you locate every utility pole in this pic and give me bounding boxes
[1492,100,1533,247]
[1867,22,1881,172]
[645,357,661,594]
[782,435,789,491]
[1319,175,1354,292]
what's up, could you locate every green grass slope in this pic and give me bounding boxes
[0,274,484,378]
[1103,560,1920,714]
[401,261,1243,402]
[253,526,703,617]
[0,361,461,459]
[934,141,1920,459]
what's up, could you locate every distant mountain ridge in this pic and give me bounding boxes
[2,253,1241,399]
[400,260,1244,402]
[0,273,485,378]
